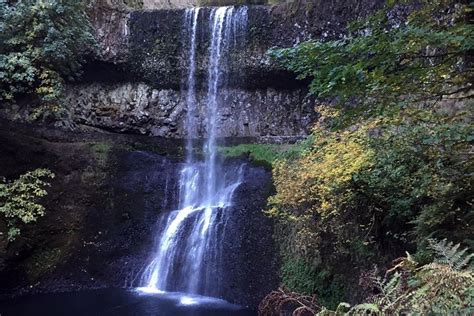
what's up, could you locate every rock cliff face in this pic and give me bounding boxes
[87,1,131,63]
[66,83,314,137]
[0,121,277,306]
[124,2,383,89]
[68,0,384,138]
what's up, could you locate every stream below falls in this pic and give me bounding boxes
[0,289,255,316]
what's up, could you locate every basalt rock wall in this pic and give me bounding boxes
[67,0,385,137]
[66,83,314,137]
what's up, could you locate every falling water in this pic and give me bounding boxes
[138,6,248,297]
[183,7,200,160]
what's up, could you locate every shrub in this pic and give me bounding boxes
[259,239,474,315]
[265,0,473,306]
[0,0,97,117]
[0,169,55,241]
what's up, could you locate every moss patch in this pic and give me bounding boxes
[123,0,144,9]
[81,142,113,187]
[281,256,346,310]
[129,142,184,158]
[218,140,311,169]
[88,142,113,167]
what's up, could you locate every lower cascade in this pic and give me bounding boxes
[137,6,248,297]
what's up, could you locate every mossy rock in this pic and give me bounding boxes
[218,141,309,169]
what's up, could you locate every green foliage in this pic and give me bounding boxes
[280,257,346,309]
[261,240,473,314]
[0,169,55,241]
[281,257,318,295]
[269,0,473,104]
[269,107,473,306]
[428,238,473,270]
[359,114,473,248]
[346,240,474,314]
[0,0,97,117]
[88,142,112,167]
[266,0,473,309]
[219,137,314,168]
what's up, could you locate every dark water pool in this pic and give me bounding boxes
[0,288,257,316]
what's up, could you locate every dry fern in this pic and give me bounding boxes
[259,287,320,316]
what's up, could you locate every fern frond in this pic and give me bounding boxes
[335,302,350,314]
[350,303,380,313]
[455,253,473,271]
[383,272,401,298]
[428,238,473,270]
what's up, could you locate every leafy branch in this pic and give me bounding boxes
[0,169,55,241]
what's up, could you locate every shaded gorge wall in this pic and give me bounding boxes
[0,121,277,307]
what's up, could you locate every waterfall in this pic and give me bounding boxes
[183,7,199,161]
[138,6,248,298]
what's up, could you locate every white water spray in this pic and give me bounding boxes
[138,6,248,297]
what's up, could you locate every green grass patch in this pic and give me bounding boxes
[218,143,287,169]
[218,138,313,169]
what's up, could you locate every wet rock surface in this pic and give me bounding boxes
[0,121,181,297]
[222,163,278,306]
[89,1,385,88]
[125,2,384,89]
[0,122,277,307]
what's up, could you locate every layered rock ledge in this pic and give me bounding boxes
[67,1,385,137]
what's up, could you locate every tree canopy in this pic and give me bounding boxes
[269,0,473,105]
[0,0,96,117]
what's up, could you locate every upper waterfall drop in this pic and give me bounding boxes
[137,6,249,298]
[183,7,200,162]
